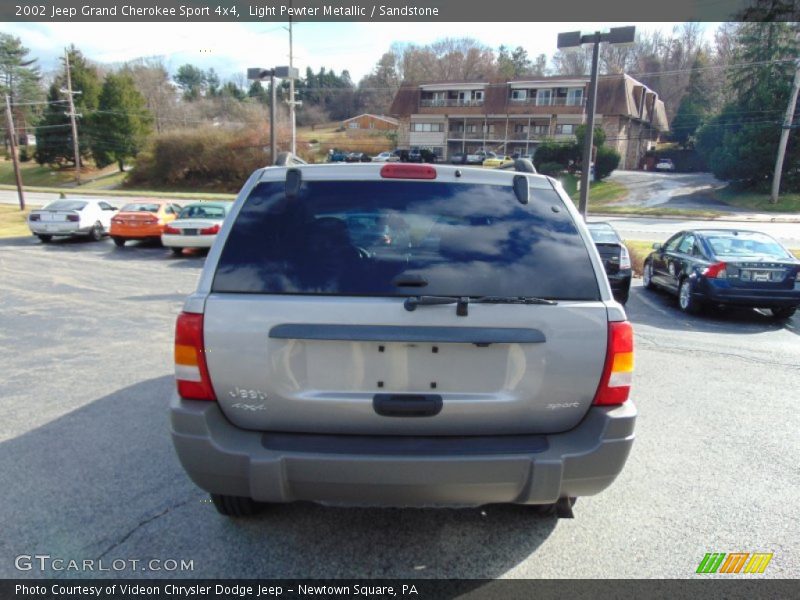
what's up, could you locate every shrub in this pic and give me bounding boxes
[19,147,31,162]
[594,146,621,180]
[126,127,277,192]
[533,142,578,173]
[537,162,566,177]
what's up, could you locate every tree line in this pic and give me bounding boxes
[1,22,799,193]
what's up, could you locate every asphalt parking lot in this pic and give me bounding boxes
[1,234,798,579]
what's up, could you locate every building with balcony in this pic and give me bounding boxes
[389,74,669,169]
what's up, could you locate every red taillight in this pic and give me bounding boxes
[164,224,180,235]
[29,214,40,221]
[200,224,220,235]
[174,312,216,401]
[703,261,727,278]
[67,214,80,222]
[380,163,437,179]
[593,321,634,406]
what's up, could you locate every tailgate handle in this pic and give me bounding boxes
[373,394,443,417]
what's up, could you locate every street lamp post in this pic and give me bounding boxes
[557,26,635,219]
[247,66,300,165]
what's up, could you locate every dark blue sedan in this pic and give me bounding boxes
[642,229,800,320]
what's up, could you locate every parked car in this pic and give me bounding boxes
[170,161,636,518]
[483,155,515,168]
[586,222,632,305]
[466,150,495,165]
[110,200,181,247]
[449,152,467,164]
[27,198,117,243]
[327,150,348,162]
[371,152,399,163]
[346,152,371,163]
[642,229,800,319]
[406,148,423,162]
[655,158,675,172]
[162,202,232,256]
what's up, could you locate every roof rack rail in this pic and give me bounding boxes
[498,158,537,174]
[274,152,308,167]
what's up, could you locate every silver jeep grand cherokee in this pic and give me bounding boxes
[170,161,636,518]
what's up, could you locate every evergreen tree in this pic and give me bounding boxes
[174,64,206,100]
[88,72,152,171]
[696,23,799,191]
[0,33,43,141]
[670,50,712,148]
[35,46,100,167]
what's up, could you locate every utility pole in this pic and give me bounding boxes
[557,26,636,219]
[62,49,82,184]
[770,55,800,204]
[4,94,25,210]
[270,71,277,164]
[284,15,298,155]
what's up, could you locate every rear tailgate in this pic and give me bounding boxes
[204,296,607,435]
[199,167,611,436]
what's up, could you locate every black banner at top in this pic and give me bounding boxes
[2,0,799,22]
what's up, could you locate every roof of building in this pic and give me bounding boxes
[342,113,399,126]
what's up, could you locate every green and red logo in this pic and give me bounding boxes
[696,552,773,574]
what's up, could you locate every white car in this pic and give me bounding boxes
[655,158,676,172]
[161,202,232,256]
[28,198,118,243]
[371,152,399,162]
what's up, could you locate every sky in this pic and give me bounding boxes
[1,21,718,83]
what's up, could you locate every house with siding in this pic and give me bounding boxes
[341,113,399,134]
[388,74,668,169]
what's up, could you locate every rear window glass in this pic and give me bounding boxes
[120,203,160,212]
[705,232,793,260]
[44,201,87,211]
[212,180,599,300]
[179,204,228,220]
[587,224,620,244]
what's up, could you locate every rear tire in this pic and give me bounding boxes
[37,234,52,243]
[112,237,125,247]
[210,494,265,517]
[89,222,103,242]
[171,247,183,256]
[770,306,796,320]
[678,278,702,314]
[642,260,655,290]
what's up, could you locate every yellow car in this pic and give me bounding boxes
[482,155,515,168]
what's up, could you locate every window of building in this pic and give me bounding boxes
[465,124,477,133]
[535,89,552,106]
[511,89,527,101]
[567,88,584,106]
[348,122,360,129]
[411,123,444,133]
[555,124,575,135]
[473,90,484,101]
[514,124,528,133]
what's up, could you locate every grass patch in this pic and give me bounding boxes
[713,187,800,213]
[0,204,36,238]
[594,206,725,218]
[560,174,628,207]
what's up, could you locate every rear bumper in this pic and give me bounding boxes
[697,279,800,308]
[170,395,636,506]
[29,223,89,236]
[162,234,216,248]
[110,225,164,239]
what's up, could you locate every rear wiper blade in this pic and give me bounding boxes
[474,296,558,306]
[404,295,556,317]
